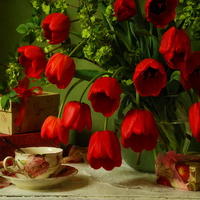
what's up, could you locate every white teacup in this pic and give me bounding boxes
[3,147,63,179]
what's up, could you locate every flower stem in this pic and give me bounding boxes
[152,148,157,161]
[112,66,131,78]
[136,152,141,165]
[108,30,132,51]
[79,71,111,102]
[104,117,108,131]
[158,123,182,154]
[45,44,77,55]
[135,91,140,109]
[69,39,86,57]
[58,79,84,118]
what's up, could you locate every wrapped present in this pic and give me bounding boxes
[156,151,200,191]
[0,92,60,135]
[0,132,59,161]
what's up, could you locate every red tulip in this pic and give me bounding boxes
[133,58,166,97]
[121,109,159,153]
[88,77,123,117]
[145,0,178,28]
[18,45,47,79]
[159,26,191,70]
[62,101,92,133]
[41,116,70,145]
[42,13,70,44]
[180,51,200,94]
[87,130,122,170]
[113,0,137,21]
[189,102,200,143]
[45,53,75,89]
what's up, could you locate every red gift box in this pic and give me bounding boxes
[156,151,200,191]
[0,132,59,161]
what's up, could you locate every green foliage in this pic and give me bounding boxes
[0,90,19,111]
[176,0,200,40]
[6,63,23,89]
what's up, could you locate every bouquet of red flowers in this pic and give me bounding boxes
[1,0,200,171]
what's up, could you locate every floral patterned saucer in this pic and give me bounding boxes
[0,165,78,190]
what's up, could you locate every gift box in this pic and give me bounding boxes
[156,151,200,191]
[0,92,60,135]
[0,132,59,161]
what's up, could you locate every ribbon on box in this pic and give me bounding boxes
[13,77,43,126]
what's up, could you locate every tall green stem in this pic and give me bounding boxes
[112,66,131,78]
[45,44,76,55]
[159,123,182,154]
[104,117,108,131]
[108,30,132,51]
[69,39,86,57]
[58,79,84,118]
[45,39,86,56]
[136,91,140,109]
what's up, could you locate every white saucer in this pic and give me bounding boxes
[0,165,78,190]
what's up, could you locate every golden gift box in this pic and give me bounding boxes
[0,92,60,135]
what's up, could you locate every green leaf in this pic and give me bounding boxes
[7,90,17,98]
[166,71,184,95]
[134,29,153,37]
[33,16,40,26]
[22,32,36,44]
[26,22,34,29]
[10,96,20,104]
[1,95,9,110]
[69,31,82,38]
[16,24,29,34]
[150,36,160,60]
[74,69,104,81]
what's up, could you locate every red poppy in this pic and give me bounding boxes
[42,13,70,44]
[45,53,75,89]
[121,109,159,153]
[188,102,200,143]
[62,101,92,133]
[133,58,166,97]
[145,0,178,28]
[113,0,137,21]
[87,130,122,170]
[180,51,200,93]
[159,26,191,70]
[18,45,47,79]
[41,116,70,145]
[88,77,123,117]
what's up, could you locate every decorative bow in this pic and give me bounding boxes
[13,77,43,126]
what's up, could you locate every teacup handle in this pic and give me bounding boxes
[3,156,21,173]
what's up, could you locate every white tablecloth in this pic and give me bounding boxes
[0,162,200,200]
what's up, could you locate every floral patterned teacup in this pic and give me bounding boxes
[3,147,63,179]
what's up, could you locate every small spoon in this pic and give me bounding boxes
[1,136,26,154]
